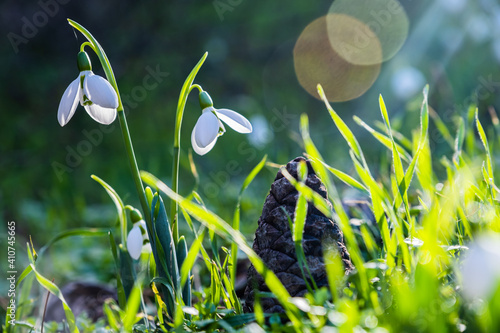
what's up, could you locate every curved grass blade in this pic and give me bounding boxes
[317,84,368,169]
[476,108,495,187]
[354,116,411,163]
[307,155,368,192]
[30,264,79,333]
[140,171,303,330]
[231,155,267,287]
[299,114,370,301]
[91,175,128,246]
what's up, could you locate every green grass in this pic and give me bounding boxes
[7,84,500,332]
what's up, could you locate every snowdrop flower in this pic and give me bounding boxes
[460,233,500,301]
[127,219,151,260]
[57,51,118,126]
[191,91,252,155]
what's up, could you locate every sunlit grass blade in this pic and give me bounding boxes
[231,155,267,288]
[140,171,303,330]
[476,108,495,191]
[123,282,142,331]
[379,95,416,244]
[354,116,412,163]
[289,161,318,291]
[307,155,368,193]
[374,120,413,151]
[180,229,205,288]
[323,240,345,302]
[317,84,368,169]
[299,114,370,301]
[30,262,79,333]
[351,152,393,259]
[429,106,454,148]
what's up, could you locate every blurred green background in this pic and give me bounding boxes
[1,0,500,291]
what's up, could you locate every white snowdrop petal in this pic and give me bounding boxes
[194,111,220,148]
[216,109,252,133]
[84,104,117,125]
[191,124,218,155]
[127,226,143,260]
[57,77,80,126]
[84,72,119,108]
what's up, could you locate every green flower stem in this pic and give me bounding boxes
[170,55,207,245]
[79,42,93,53]
[68,19,154,239]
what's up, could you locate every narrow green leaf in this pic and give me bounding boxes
[30,264,79,333]
[177,235,192,306]
[91,175,128,246]
[108,232,127,309]
[140,171,303,330]
[123,283,142,331]
[354,116,411,163]
[476,108,494,183]
[453,117,465,164]
[308,155,368,192]
[174,52,208,147]
[317,84,364,164]
[232,155,267,287]
[299,114,370,301]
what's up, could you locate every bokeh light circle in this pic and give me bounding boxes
[326,14,383,65]
[293,15,381,102]
[328,0,409,64]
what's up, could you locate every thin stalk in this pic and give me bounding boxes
[68,19,153,238]
[171,83,204,245]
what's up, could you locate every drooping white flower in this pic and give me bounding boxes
[460,233,500,301]
[57,51,118,127]
[191,91,252,155]
[127,219,151,260]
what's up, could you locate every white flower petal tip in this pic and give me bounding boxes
[460,233,500,301]
[57,77,80,127]
[84,104,117,125]
[191,111,220,155]
[57,71,118,126]
[216,109,253,133]
[127,226,143,260]
[191,125,218,155]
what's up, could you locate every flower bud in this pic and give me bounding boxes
[130,208,143,223]
[77,51,92,72]
[199,91,213,109]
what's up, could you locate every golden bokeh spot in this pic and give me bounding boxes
[328,0,409,63]
[327,14,383,66]
[293,15,381,102]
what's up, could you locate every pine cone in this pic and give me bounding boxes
[243,157,354,313]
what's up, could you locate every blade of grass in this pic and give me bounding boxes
[307,155,368,193]
[299,114,370,301]
[91,175,129,247]
[29,263,79,333]
[140,171,303,330]
[317,84,369,170]
[354,116,412,163]
[231,155,267,288]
